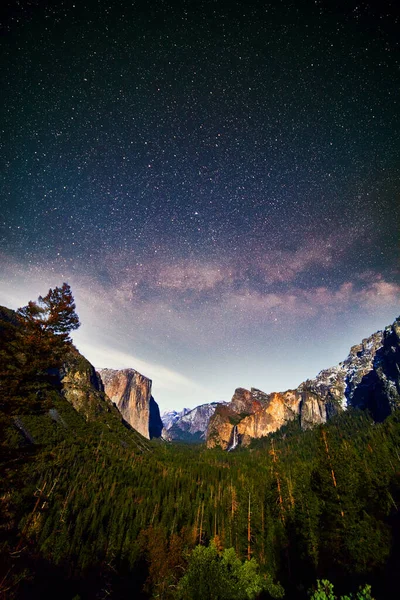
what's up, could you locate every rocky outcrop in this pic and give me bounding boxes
[349,319,400,420]
[207,316,400,449]
[98,368,162,439]
[161,408,191,431]
[0,304,159,442]
[207,389,304,449]
[297,329,385,412]
[162,403,221,443]
[149,397,163,439]
[0,305,132,426]
[60,349,114,421]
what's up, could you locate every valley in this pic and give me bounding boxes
[1,291,400,599]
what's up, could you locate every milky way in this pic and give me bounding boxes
[1,0,399,410]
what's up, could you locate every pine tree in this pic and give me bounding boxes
[17,282,80,342]
[1,284,80,415]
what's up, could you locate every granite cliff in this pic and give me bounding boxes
[207,316,400,449]
[60,348,111,421]
[161,408,191,431]
[162,403,222,443]
[98,368,163,439]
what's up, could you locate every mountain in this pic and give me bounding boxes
[60,347,107,420]
[98,368,163,439]
[0,303,157,448]
[161,407,191,430]
[162,402,222,442]
[207,316,400,449]
[0,305,152,453]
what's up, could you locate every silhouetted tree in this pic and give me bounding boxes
[0,283,80,414]
[17,282,80,342]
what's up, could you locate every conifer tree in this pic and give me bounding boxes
[1,283,80,414]
[17,282,80,342]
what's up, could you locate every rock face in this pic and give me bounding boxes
[207,316,400,449]
[149,397,163,439]
[0,304,161,441]
[98,368,162,439]
[297,329,386,414]
[0,305,134,427]
[161,408,191,431]
[60,349,114,421]
[162,403,222,443]
[206,389,304,449]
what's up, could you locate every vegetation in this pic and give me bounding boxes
[1,287,400,598]
[0,283,80,418]
[174,542,284,599]
[16,282,80,340]
[309,580,375,600]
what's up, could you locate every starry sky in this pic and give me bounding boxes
[1,0,399,411]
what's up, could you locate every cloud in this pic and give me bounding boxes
[0,252,398,410]
[250,229,362,285]
[1,252,398,334]
[220,277,400,321]
[155,262,230,292]
[73,338,206,394]
[75,228,362,301]
[357,279,400,308]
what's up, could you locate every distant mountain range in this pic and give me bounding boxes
[161,403,225,443]
[161,408,191,430]
[207,316,400,449]
[63,314,400,448]
[153,316,400,449]
[2,303,398,450]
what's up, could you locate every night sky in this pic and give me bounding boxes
[1,0,399,411]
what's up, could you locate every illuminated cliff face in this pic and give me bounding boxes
[207,317,400,449]
[206,388,304,450]
[98,368,162,439]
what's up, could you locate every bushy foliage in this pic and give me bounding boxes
[309,579,375,600]
[174,543,284,600]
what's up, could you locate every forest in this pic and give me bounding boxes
[1,287,400,599]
